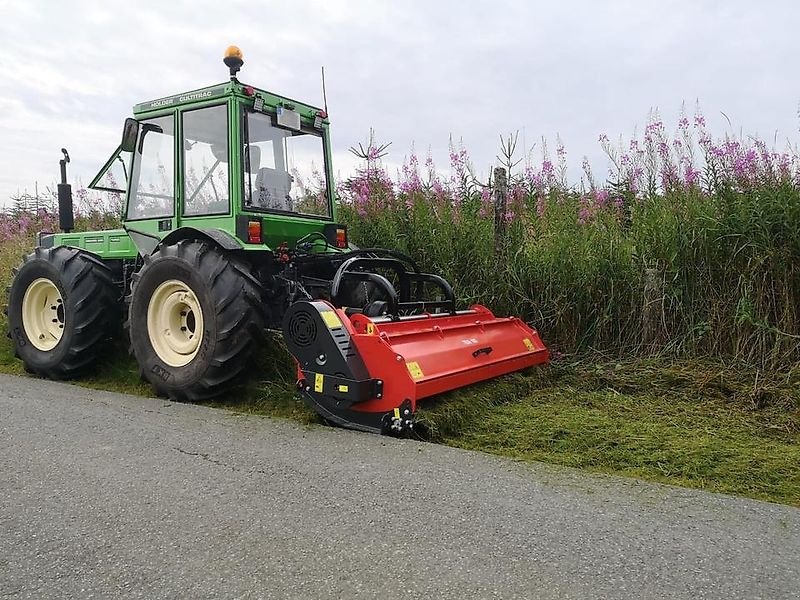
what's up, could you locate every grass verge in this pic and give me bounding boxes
[418,358,800,506]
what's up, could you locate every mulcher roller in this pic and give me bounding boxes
[283,299,549,434]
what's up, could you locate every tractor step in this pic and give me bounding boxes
[283,300,549,434]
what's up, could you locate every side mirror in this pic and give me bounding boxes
[121,118,139,153]
[137,122,164,153]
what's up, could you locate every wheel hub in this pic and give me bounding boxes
[147,279,205,367]
[21,278,65,351]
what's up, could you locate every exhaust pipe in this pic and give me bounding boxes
[57,148,74,233]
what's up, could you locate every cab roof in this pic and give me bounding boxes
[132,81,326,122]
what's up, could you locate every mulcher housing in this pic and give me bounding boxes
[8,47,549,434]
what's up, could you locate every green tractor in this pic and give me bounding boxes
[7,46,548,434]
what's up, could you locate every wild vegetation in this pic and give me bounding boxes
[1,108,798,505]
[339,111,800,370]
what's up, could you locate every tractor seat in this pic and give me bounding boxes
[254,167,293,211]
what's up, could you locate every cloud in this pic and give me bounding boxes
[1,0,798,205]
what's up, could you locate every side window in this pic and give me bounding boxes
[89,147,132,194]
[183,105,230,216]
[127,115,175,220]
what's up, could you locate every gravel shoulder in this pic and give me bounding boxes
[1,374,798,599]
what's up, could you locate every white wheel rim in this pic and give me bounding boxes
[146,279,205,368]
[22,278,65,351]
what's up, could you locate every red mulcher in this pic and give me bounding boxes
[283,253,549,434]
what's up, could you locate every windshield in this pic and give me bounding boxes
[242,110,330,218]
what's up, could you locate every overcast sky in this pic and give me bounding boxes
[1,0,798,203]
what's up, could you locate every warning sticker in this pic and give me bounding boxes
[321,311,342,329]
[523,338,535,351]
[406,361,424,380]
[314,373,324,393]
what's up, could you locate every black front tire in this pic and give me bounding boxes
[127,240,266,401]
[6,247,118,378]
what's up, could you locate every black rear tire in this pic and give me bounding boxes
[6,247,118,378]
[127,240,266,401]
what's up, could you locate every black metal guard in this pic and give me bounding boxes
[330,256,456,317]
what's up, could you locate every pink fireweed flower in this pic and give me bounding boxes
[431,178,446,199]
[399,153,423,195]
[541,160,555,180]
[776,153,792,179]
[577,205,592,225]
[536,195,547,217]
[478,187,493,218]
[524,165,544,192]
[710,146,725,158]
[683,163,700,186]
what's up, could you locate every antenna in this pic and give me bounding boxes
[321,66,329,114]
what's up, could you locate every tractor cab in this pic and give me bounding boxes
[89,46,340,256]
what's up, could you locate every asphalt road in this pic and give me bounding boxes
[1,374,798,599]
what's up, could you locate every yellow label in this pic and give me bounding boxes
[337,384,349,393]
[366,323,376,335]
[523,338,535,351]
[321,311,342,329]
[406,361,424,380]
[393,408,401,419]
[314,373,324,393]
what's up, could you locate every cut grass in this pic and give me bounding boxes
[418,359,800,506]
[461,392,799,502]
[2,238,799,505]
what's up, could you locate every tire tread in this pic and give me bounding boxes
[127,241,266,401]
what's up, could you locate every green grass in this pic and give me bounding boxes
[201,337,317,424]
[0,238,29,377]
[418,359,800,506]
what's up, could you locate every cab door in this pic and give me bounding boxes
[177,103,232,230]
[124,113,177,255]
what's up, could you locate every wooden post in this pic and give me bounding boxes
[493,167,508,257]
[641,267,662,349]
